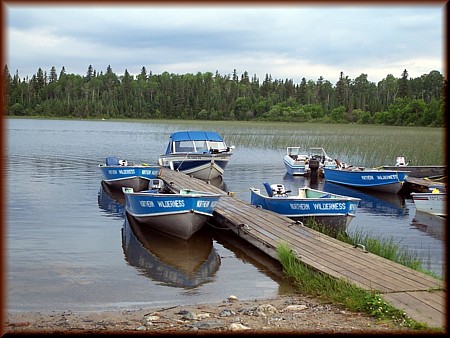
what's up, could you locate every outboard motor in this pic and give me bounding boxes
[308,157,320,180]
[148,179,165,191]
[270,184,291,196]
[395,156,409,166]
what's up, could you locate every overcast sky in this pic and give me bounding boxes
[5,2,446,85]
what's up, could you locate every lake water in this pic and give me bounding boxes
[5,119,445,313]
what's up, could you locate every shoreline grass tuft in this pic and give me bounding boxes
[277,242,431,330]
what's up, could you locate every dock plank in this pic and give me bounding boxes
[159,168,446,328]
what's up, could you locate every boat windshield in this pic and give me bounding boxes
[208,141,227,152]
[173,140,227,153]
[288,147,307,156]
[194,140,208,152]
[174,141,195,153]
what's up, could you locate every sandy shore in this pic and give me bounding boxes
[3,294,428,335]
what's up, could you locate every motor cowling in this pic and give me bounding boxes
[308,158,320,170]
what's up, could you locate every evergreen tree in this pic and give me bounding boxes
[3,64,444,127]
[49,66,58,83]
[85,65,94,82]
[398,69,409,98]
[298,78,307,104]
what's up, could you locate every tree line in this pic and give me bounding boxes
[2,65,446,127]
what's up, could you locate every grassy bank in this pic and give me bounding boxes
[277,222,445,331]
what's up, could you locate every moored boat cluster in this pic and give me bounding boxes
[99,131,447,243]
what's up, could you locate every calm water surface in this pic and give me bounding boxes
[6,119,445,312]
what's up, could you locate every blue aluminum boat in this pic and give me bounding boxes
[123,179,222,240]
[250,182,360,234]
[158,130,235,181]
[99,156,161,191]
[323,166,410,194]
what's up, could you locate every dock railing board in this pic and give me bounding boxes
[158,168,447,329]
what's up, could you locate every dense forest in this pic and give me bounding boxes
[2,65,446,127]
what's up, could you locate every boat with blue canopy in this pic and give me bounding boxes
[158,130,235,181]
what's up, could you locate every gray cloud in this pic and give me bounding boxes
[6,4,444,84]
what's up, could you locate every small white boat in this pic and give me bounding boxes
[284,147,335,176]
[411,189,447,217]
[158,130,235,181]
[250,182,360,234]
[123,179,222,240]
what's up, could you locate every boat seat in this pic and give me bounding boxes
[106,157,120,166]
[263,182,274,197]
[298,189,306,198]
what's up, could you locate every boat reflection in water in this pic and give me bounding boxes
[122,214,221,288]
[323,181,407,218]
[207,175,227,190]
[98,182,126,218]
[411,211,445,241]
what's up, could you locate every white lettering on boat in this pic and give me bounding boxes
[376,174,397,180]
[139,201,155,207]
[196,200,218,208]
[312,203,346,211]
[361,175,374,180]
[289,202,347,211]
[118,169,135,174]
[157,200,185,208]
[349,204,358,211]
[142,169,158,175]
[108,170,118,174]
[197,200,210,207]
[289,203,310,210]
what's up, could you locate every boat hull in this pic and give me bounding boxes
[124,190,222,240]
[283,155,307,175]
[250,187,360,234]
[411,192,447,217]
[323,167,409,194]
[159,154,231,181]
[159,130,234,181]
[99,165,161,191]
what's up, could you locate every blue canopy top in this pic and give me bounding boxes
[170,131,223,142]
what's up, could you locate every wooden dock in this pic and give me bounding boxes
[403,176,447,194]
[159,169,447,329]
